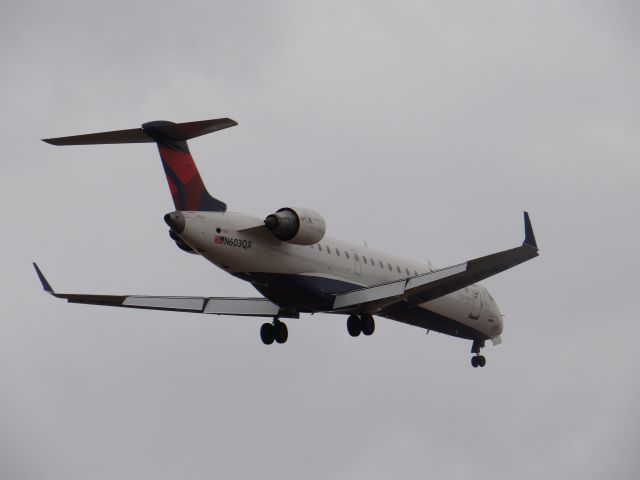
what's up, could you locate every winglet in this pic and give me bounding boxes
[523,212,538,249]
[33,263,55,294]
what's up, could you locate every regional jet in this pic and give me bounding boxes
[34,118,539,367]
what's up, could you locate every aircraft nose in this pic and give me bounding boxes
[164,211,185,233]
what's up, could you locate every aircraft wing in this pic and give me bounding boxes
[32,264,298,318]
[331,212,539,312]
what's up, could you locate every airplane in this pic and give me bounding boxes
[34,117,539,368]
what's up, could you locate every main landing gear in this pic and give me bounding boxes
[346,313,375,337]
[471,339,487,368]
[260,319,288,345]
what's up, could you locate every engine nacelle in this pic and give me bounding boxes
[264,207,326,245]
[169,229,197,254]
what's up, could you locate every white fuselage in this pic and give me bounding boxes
[177,211,503,340]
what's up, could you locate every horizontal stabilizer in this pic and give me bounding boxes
[43,117,238,146]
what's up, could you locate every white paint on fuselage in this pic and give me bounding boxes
[177,211,503,339]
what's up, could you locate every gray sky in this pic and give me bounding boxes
[1,1,639,479]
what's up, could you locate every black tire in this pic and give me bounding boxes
[361,314,375,336]
[274,321,288,344]
[260,323,274,345]
[347,315,362,337]
[478,355,486,367]
[471,356,479,368]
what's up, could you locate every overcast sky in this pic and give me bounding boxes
[1,1,639,479]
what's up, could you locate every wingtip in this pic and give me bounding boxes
[33,262,54,294]
[523,212,538,249]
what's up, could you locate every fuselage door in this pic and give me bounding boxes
[469,289,483,320]
[352,250,362,276]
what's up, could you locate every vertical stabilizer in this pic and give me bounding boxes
[142,121,227,212]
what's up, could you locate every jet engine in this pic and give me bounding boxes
[169,229,196,254]
[264,207,326,245]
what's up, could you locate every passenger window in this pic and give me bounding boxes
[414,270,418,276]
[318,244,323,252]
[370,257,374,265]
[379,260,384,268]
[363,257,368,264]
[355,253,359,261]
[388,263,392,271]
[327,246,332,254]
[336,249,340,257]
[345,251,350,259]
[405,268,410,276]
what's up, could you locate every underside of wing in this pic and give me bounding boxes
[331,212,539,313]
[32,263,298,318]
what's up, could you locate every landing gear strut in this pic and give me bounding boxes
[470,339,487,368]
[347,314,375,337]
[260,318,288,345]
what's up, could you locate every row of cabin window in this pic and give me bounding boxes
[314,243,418,277]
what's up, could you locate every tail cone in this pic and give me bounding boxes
[164,211,185,233]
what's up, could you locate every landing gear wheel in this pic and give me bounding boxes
[260,323,275,345]
[470,339,486,368]
[347,315,362,337]
[361,314,375,336]
[274,321,288,344]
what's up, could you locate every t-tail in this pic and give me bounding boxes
[42,118,236,212]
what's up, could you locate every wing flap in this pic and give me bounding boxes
[204,298,281,316]
[123,296,205,311]
[333,279,406,310]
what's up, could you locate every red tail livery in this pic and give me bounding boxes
[43,118,236,212]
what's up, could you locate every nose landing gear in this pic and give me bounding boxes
[260,318,288,345]
[471,355,486,368]
[471,339,487,368]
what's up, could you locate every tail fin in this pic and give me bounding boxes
[43,118,236,212]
